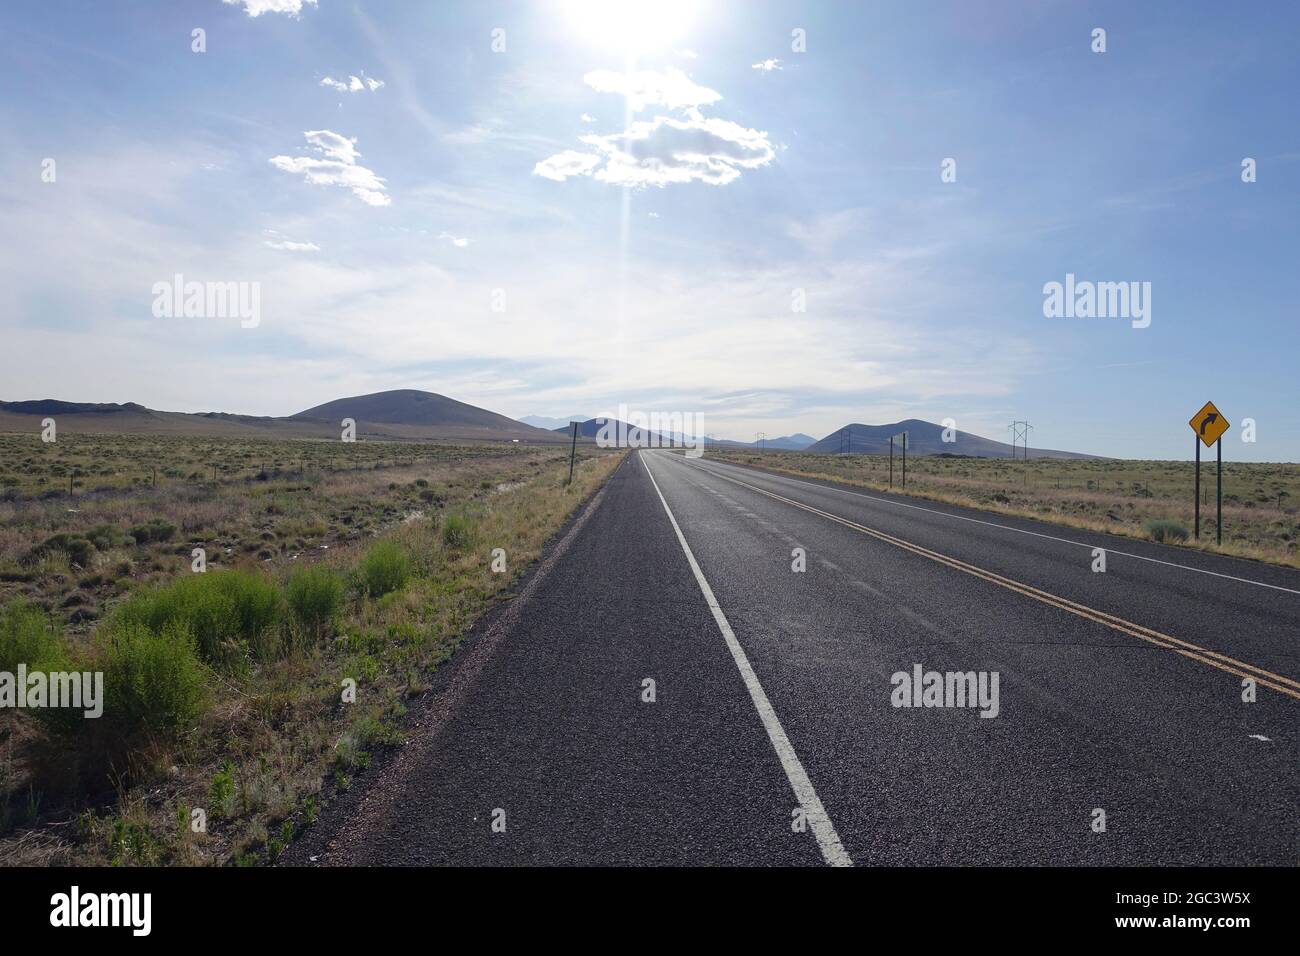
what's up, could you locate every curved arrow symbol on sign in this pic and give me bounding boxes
[1200,412,1218,436]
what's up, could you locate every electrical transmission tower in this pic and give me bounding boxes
[1007,421,1033,460]
[839,427,851,455]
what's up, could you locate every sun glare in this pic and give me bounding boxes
[558,0,699,57]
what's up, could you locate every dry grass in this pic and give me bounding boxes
[0,435,623,865]
[708,449,1300,569]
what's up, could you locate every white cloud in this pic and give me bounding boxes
[580,113,597,124]
[0,138,1044,448]
[269,130,391,206]
[543,114,775,188]
[321,74,385,93]
[538,68,772,188]
[675,49,698,60]
[437,231,470,248]
[583,67,720,112]
[263,230,320,252]
[533,149,601,183]
[752,58,783,72]
[222,0,317,17]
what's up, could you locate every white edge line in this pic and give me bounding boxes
[639,451,853,867]
[686,457,1300,597]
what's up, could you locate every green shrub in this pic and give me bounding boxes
[97,620,208,737]
[441,513,476,552]
[1144,518,1190,543]
[208,761,237,819]
[25,533,95,568]
[358,540,410,598]
[84,524,132,552]
[285,564,345,643]
[0,600,68,672]
[112,569,285,668]
[128,519,176,545]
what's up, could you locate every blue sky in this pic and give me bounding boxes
[1,0,1297,458]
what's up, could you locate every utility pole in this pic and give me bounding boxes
[839,427,850,455]
[756,431,766,453]
[567,421,578,485]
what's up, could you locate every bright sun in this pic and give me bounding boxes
[558,0,699,58]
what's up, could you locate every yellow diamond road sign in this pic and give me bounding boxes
[1189,401,1230,447]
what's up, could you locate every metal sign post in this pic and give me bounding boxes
[1194,433,1201,539]
[1217,437,1223,546]
[1188,401,1230,544]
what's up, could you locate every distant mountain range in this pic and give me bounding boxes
[550,418,816,451]
[0,395,1095,458]
[805,420,1093,459]
[711,433,817,451]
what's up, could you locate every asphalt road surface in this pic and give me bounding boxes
[291,449,1299,866]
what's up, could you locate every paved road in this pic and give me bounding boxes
[292,449,1299,866]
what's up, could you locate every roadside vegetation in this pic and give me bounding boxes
[709,449,1300,569]
[0,434,621,864]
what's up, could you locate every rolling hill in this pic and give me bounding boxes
[805,420,1095,459]
[291,390,562,441]
[0,391,569,443]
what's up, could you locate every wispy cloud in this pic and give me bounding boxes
[583,67,720,112]
[222,0,317,17]
[269,130,391,207]
[442,124,492,145]
[752,58,783,72]
[263,229,320,252]
[436,231,470,248]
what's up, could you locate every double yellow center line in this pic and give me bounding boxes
[691,461,1300,702]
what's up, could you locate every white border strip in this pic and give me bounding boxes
[689,459,1300,597]
[640,452,853,867]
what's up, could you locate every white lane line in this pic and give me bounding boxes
[684,458,1300,597]
[639,451,853,867]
